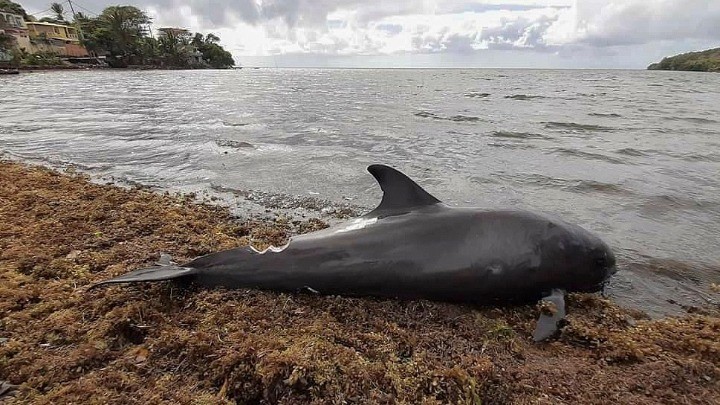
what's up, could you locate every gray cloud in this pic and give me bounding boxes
[375,23,403,35]
[577,0,720,47]
[17,0,720,65]
[481,14,558,50]
[440,3,569,14]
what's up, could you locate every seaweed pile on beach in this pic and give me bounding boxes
[0,160,718,404]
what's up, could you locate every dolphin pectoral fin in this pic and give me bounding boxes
[532,288,567,342]
[365,165,441,217]
[89,265,197,289]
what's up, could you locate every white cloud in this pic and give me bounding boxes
[18,0,720,67]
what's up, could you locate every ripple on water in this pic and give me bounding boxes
[588,112,622,118]
[487,142,532,150]
[543,121,615,132]
[609,255,718,318]
[504,94,546,100]
[638,194,720,218]
[464,92,491,98]
[497,172,631,196]
[549,148,628,164]
[490,131,553,140]
[222,121,251,127]
[663,116,719,125]
[414,111,484,122]
[215,140,255,149]
[615,148,649,157]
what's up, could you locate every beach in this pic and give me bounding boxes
[0,160,718,403]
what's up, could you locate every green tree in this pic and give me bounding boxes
[193,32,235,68]
[191,32,204,47]
[648,47,720,72]
[50,2,65,22]
[69,4,236,68]
[158,29,192,67]
[198,41,235,68]
[89,6,151,66]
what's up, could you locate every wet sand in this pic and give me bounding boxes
[0,160,718,404]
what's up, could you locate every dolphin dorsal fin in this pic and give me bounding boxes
[365,164,441,217]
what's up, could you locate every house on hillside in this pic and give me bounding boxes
[0,10,31,51]
[157,27,191,39]
[26,21,88,57]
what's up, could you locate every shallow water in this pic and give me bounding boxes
[1,68,719,317]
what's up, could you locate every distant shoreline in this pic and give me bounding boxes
[648,47,720,72]
[10,65,238,72]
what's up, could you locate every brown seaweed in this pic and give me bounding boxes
[0,161,718,404]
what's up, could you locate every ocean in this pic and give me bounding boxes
[1,68,718,316]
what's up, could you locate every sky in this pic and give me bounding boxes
[20,0,720,68]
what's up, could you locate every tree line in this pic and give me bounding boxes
[1,1,235,68]
[648,47,720,72]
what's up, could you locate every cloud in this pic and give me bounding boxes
[480,14,559,50]
[17,0,720,67]
[574,0,720,47]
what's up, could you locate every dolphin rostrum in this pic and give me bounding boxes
[93,164,617,341]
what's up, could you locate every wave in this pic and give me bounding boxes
[672,152,720,163]
[564,180,629,195]
[464,92,491,98]
[487,142,531,150]
[414,111,483,123]
[448,114,482,122]
[638,194,720,218]
[624,148,720,163]
[663,116,719,125]
[222,121,251,127]
[215,140,254,149]
[500,172,630,195]
[615,148,648,157]
[504,94,546,100]
[550,148,627,164]
[209,184,363,217]
[490,131,552,140]
[543,121,615,132]
[588,113,622,118]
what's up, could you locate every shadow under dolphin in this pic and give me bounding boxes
[92,164,617,341]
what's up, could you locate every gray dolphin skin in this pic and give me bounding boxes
[93,164,617,341]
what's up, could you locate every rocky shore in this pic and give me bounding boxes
[0,160,718,403]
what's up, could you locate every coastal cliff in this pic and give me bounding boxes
[648,47,720,72]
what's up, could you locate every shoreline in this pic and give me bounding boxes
[0,160,718,403]
[5,65,238,72]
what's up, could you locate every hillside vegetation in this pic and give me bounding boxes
[648,48,720,72]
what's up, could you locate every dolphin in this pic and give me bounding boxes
[93,164,617,341]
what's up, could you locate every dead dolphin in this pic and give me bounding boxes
[93,164,617,340]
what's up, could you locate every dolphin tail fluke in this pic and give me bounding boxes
[89,254,197,289]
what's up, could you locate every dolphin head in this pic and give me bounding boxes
[542,220,617,292]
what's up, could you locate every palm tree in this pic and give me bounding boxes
[98,6,151,65]
[50,2,65,22]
